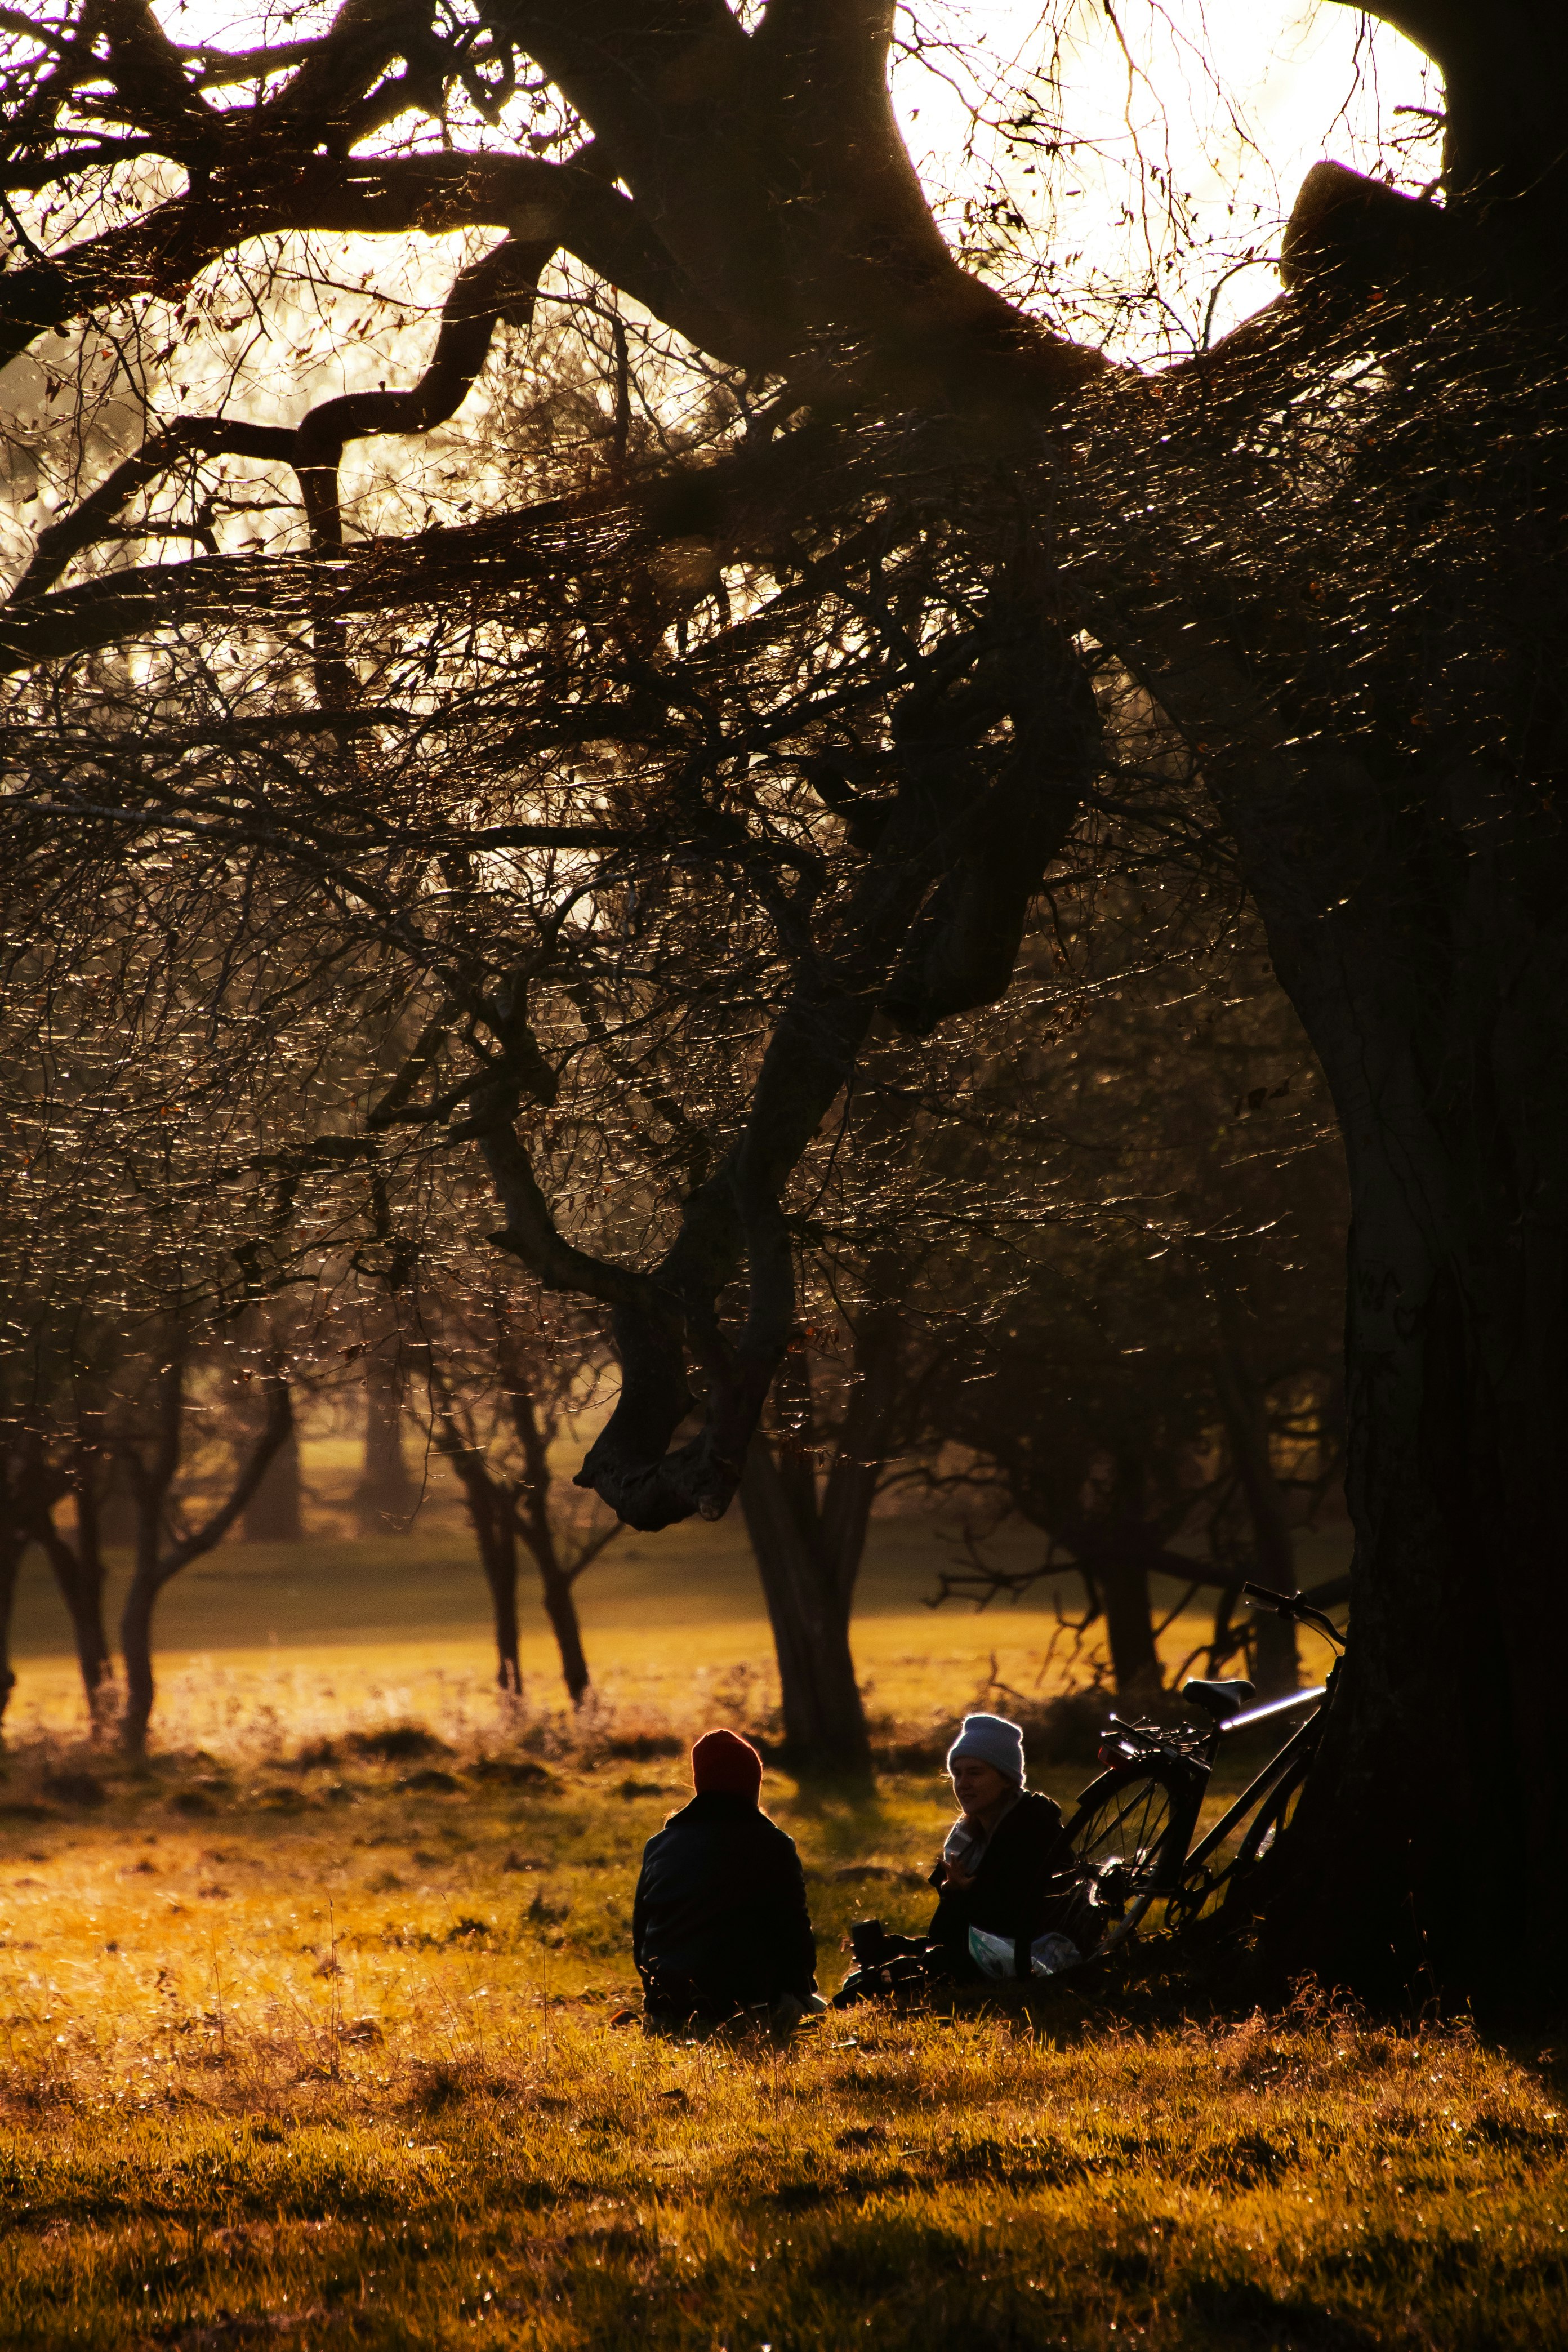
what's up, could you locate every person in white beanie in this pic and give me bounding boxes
[832,1713,1073,2002]
[924,1712,1068,1978]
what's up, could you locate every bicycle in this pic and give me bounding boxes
[1058,1580,1345,1959]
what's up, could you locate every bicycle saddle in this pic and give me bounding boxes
[1181,1677,1257,1722]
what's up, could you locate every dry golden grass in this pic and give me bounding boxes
[3,1536,1560,2349]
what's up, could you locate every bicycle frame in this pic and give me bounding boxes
[1175,1690,1324,1884]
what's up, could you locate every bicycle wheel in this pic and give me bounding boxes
[1060,1760,1195,1955]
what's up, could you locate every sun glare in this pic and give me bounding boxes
[892,1,1440,358]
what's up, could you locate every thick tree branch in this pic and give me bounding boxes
[881,614,1102,1032]
[0,152,735,373]
[571,611,1096,1531]
[295,232,549,553]
[499,0,1103,402]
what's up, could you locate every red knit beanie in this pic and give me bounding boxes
[691,1727,763,1799]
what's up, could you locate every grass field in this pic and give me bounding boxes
[5,1500,1356,1746]
[5,1513,1564,2349]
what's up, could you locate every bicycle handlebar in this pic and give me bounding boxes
[1241,1579,1345,1649]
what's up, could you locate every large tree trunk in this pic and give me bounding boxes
[1089,278,1568,1999]
[1235,821,1568,2007]
[1104,600,1568,2003]
[1073,7,1568,2008]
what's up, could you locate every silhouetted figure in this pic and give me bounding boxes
[632,1729,817,2029]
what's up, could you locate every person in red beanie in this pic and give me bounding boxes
[631,1727,817,2030]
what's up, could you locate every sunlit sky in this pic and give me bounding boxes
[891,2,1435,353]
[146,0,1435,362]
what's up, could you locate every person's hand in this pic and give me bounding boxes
[943,1857,977,1892]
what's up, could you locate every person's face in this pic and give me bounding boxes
[951,1756,1013,1816]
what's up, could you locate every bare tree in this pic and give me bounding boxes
[115,1333,295,1752]
[420,1287,620,1701]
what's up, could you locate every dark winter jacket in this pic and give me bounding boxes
[631,1790,817,2016]
[926,1789,1068,1975]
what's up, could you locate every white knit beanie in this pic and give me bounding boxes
[946,1712,1026,1785]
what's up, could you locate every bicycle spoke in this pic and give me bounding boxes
[1081,1782,1173,1872]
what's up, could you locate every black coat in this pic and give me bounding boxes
[927,1789,1067,1972]
[632,1790,817,2011]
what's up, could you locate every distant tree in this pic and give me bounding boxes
[114,1327,296,1751]
[418,1285,620,1703]
[0,1421,59,1730]
[738,1269,907,1779]
[0,730,451,1743]
[239,1308,306,1543]
[12,1355,121,1732]
[917,897,1347,1699]
[240,1422,305,1543]
[351,1347,416,1539]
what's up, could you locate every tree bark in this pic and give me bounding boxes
[1233,816,1568,2006]
[1070,23,1568,2005]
